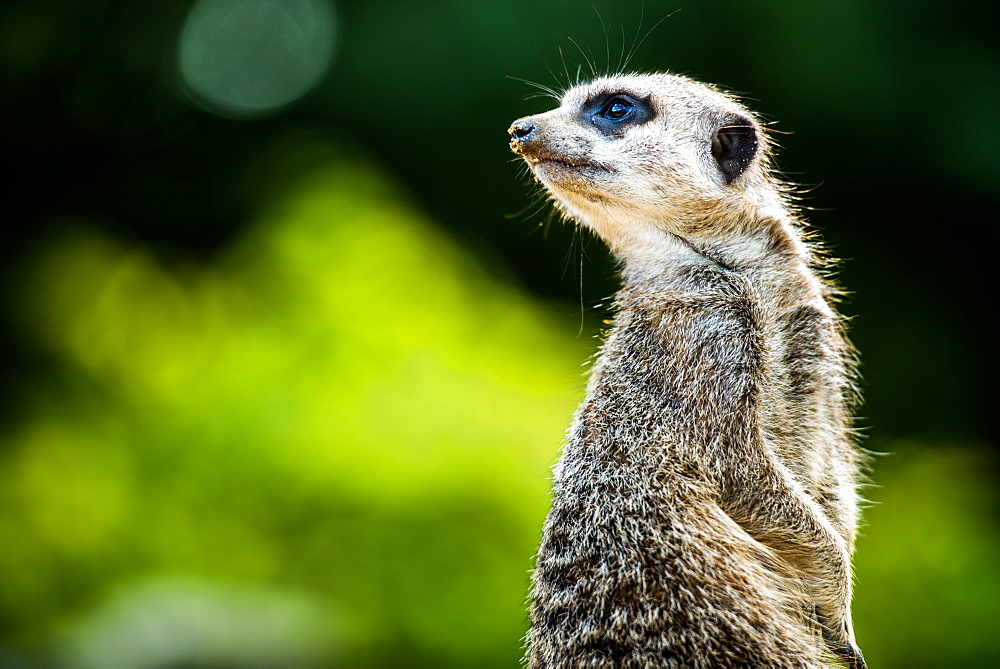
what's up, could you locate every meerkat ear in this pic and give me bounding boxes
[711,115,758,183]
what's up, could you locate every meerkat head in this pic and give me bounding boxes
[509,73,782,265]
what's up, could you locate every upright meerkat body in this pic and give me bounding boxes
[509,74,865,668]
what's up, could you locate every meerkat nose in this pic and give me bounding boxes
[508,117,537,152]
[509,119,535,139]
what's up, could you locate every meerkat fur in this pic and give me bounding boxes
[509,73,866,668]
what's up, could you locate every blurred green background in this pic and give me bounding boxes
[1,1,998,667]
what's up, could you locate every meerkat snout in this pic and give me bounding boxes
[508,116,596,175]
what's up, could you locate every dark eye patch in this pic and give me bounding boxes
[585,92,654,136]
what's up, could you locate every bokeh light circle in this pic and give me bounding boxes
[178,0,336,119]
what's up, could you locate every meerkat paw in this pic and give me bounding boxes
[830,640,866,669]
[819,616,865,669]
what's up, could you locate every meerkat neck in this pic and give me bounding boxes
[617,211,814,288]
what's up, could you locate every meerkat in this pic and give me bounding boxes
[508,73,866,668]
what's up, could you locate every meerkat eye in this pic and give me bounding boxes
[599,98,635,121]
[589,93,652,136]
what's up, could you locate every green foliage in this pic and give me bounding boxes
[853,444,1000,668]
[0,144,587,667]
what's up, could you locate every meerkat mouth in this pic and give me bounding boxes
[529,155,611,173]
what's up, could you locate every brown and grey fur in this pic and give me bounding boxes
[508,73,866,668]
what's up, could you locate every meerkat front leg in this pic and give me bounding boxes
[716,454,865,669]
[651,280,865,667]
